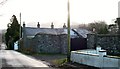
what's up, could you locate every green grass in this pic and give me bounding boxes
[30,52,66,56]
[52,58,67,65]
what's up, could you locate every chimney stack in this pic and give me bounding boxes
[51,22,54,29]
[37,22,40,28]
[23,22,25,28]
[63,23,66,29]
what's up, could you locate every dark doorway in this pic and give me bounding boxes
[71,38,87,51]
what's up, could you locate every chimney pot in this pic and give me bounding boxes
[37,22,40,28]
[63,23,66,29]
[51,22,54,29]
[23,22,25,27]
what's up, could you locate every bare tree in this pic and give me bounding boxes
[87,21,108,34]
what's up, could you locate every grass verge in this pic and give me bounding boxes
[52,58,67,66]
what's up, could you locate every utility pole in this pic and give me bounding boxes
[19,13,21,50]
[67,0,71,62]
[20,13,21,38]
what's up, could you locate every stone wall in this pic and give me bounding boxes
[60,34,68,54]
[31,33,68,54]
[87,34,120,55]
[0,34,2,43]
[87,34,96,49]
[19,38,33,53]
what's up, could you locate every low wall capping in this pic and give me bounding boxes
[88,34,120,36]
[105,55,120,59]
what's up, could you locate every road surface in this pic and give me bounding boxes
[0,50,51,69]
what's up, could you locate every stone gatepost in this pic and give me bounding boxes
[87,34,96,49]
[116,18,120,34]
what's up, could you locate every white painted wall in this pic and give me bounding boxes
[14,41,18,50]
[71,51,120,68]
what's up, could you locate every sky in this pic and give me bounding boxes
[0,0,119,29]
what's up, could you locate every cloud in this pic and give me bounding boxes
[0,0,8,6]
[0,14,3,16]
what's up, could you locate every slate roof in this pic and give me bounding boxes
[74,28,91,38]
[24,27,91,38]
[25,27,66,36]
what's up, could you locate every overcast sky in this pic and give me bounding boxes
[0,0,119,29]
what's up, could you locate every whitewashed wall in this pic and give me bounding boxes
[71,51,120,68]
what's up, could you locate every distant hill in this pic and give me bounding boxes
[0,29,6,34]
[0,29,6,43]
[2,29,6,34]
[0,30,2,33]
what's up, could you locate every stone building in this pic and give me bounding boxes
[21,22,91,54]
[0,33,2,43]
[32,33,67,54]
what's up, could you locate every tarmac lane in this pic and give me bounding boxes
[0,50,52,69]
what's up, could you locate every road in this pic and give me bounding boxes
[0,50,51,69]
